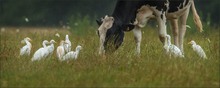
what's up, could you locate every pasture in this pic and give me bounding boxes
[0,27,219,87]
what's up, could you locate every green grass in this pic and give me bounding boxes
[0,27,219,87]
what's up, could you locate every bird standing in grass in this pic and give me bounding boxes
[31,40,50,61]
[62,45,82,61]
[20,37,32,56]
[55,33,60,37]
[188,40,207,59]
[64,35,71,53]
[56,40,66,60]
[164,34,184,58]
[47,40,56,56]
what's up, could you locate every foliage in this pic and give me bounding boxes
[0,0,116,26]
[0,0,219,26]
[195,0,220,26]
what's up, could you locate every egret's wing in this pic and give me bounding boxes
[20,45,28,55]
[197,45,207,58]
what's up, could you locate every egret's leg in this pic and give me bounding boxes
[133,26,142,55]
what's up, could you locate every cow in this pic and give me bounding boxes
[96,0,203,55]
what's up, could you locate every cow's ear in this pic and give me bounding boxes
[121,24,135,32]
[96,18,103,26]
[104,15,108,19]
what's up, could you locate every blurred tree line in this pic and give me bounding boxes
[0,0,219,27]
[0,0,117,26]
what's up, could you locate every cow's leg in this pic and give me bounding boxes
[133,26,142,55]
[179,8,190,53]
[170,19,179,48]
[156,12,167,46]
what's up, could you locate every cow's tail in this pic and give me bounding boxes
[191,1,203,32]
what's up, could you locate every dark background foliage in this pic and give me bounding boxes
[0,0,219,27]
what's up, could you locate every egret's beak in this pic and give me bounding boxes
[29,39,32,41]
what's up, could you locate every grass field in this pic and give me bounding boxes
[0,27,219,87]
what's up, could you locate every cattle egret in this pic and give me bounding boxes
[47,40,56,56]
[64,35,71,53]
[42,40,49,48]
[188,40,207,59]
[31,40,50,61]
[56,40,66,60]
[62,45,82,61]
[55,33,60,37]
[164,34,184,58]
[20,37,32,56]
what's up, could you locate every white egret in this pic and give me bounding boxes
[31,40,50,61]
[20,37,32,56]
[64,35,71,53]
[56,40,66,60]
[55,33,60,37]
[164,34,184,58]
[62,45,82,61]
[47,40,56,56]
[188,40,207,59]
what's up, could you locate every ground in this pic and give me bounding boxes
[0,27,219,87]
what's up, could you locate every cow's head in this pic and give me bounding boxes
[96,15,135,54]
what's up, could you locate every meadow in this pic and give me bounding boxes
[0,26,219,87]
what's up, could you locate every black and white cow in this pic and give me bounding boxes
[96,0,203,55]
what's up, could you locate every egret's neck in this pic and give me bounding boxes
[25,40,31,46]
[75,47,81,53]
[66,37,69,41]
[167,38,171,46]
[50,43,54,48]
[74,49,80,59]
[192,43,197,48]
[43,42,47,48]
[192,42,196,45]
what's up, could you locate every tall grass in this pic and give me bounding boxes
[0,26,219,87]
